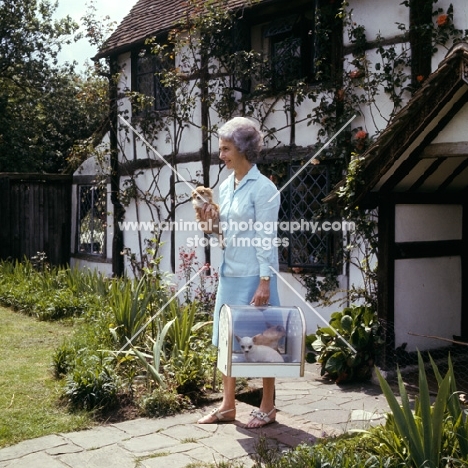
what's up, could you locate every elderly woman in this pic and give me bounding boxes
[197,117,281,428]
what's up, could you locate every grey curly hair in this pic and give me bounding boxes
[218,117,264,162]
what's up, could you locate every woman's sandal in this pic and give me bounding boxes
[245,407,276,428]
[197,407,235,424]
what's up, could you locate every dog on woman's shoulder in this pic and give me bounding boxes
[191,186,219,222]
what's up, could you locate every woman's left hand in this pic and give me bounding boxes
[251,280,270,306]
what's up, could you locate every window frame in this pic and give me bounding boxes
[247,0,342,92]
[75,183,106,258]
[264,13,314,91]
[132,45,174,115]
[258,159,341,272]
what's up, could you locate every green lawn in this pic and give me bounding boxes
[0,307,94,448]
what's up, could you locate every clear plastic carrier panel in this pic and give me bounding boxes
[217,304,306,378]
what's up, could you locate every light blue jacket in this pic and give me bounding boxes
[218,165,280,277]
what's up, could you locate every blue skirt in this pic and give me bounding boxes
[212,275,280,346]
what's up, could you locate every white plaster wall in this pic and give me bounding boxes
[70,257,113,277]
[115,53,137,161]
[345,0,468,136]
[347,0,466,53]
[294,106,322,148]
[345,1,408,47]
[432,101,468,144]
[343,44,412,136]
[394,256,461,351]
[395,204,462,242]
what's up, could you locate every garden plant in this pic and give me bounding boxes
[0,248,219,421]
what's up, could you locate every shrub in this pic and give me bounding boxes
[306,305,384,383]
[51,340,76,378]
[64,352,122,411]
[256,433,400,468]
[139,386,192,418]
[0,259,105,320]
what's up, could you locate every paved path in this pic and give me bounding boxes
[0,363,392,468]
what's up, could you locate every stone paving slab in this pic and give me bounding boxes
[62,426,128,450]
[0,435,68,462]
[58,445,135,468]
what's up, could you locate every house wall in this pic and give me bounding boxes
[344,1,408,46]
[394,204,463,351]
[73,0,467,340]
[343,0,467,136]
[99,27,348,334]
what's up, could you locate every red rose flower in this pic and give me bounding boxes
[355,130,367,140]
[437,14,449,27]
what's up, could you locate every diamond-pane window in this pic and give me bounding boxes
[135,51,173,112]
[260,2,342,89]
[264,13,309,91]
[258,161,338,270]
[271,36,302,90]
[77,185,105,255]
[283,164,332,268]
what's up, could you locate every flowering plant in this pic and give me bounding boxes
[436,13,449,27]
[177,247,218,315]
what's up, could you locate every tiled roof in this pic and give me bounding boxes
[95,0,254,59]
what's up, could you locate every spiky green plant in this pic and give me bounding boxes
[375,352,468,467]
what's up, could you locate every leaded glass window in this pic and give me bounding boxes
[264,14,310,91]
[135,51,173,112]
[283,164,331,267]
[77,185,105,255]
[258,161,338,270]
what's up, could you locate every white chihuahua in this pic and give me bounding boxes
[235,335,284,363]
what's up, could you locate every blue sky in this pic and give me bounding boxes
[54,0,139,70]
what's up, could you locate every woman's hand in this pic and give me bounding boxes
[198,203,220,234]
[251,279,270,306]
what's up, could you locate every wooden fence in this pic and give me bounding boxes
[0,174,72,266]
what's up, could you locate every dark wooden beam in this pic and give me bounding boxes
[378,151,422,193]
[421,142,468,158]
[394,240,462,259]
[377,199,395,368]
[408,157,447,192]
[437,158,468,192]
